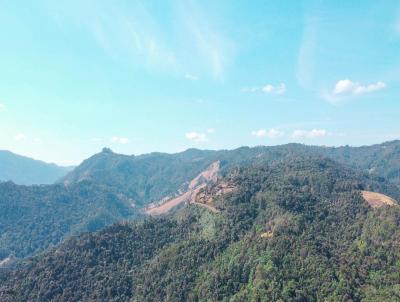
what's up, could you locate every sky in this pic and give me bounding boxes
[0,0,399,165]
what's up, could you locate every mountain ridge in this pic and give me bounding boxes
[62,140,400,195]
[1,140,399,263]
[0,150,73,185]
[1,157,399,301]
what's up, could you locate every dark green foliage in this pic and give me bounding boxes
[1,158,399,301]
[0,181,138,259]
[0,150,73,185]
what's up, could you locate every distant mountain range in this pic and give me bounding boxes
[62,140,400,201]
[0,150,73,185]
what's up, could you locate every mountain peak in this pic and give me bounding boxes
[101,147,113,154]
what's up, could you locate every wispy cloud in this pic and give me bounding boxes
[50,2,177,72]
[111,137,129,144]
[14,133,27,141]
[178,1,235,80]
[252,128,284,138]
[296,16,318,90]
[206,128,215,133]
[49,1,235,80]
[292,129,327,139]
[185,73,199,81]
[241,87,259,93]
[0,103,4,110]
[262,83,286,95]
[395,13,400,34]
[242,83,286,95]
[333,79,386,95]
[185,131,207,142]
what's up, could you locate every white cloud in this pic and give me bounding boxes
[292,129,327,139]
[185,73,199,81]
[206,128,215,133]
[33,138,42,143]
[252,129,266,137]
[242,83,286,95]
[262,83,286,95]
[0,103,4,110]
[241,87,259,93]
[111,137,129,144]
[251,128,284,138]
[14,133,27,141]
[185,132,207,142]
[333,79,386,95]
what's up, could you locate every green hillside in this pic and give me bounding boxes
[1,141,400,262]
[0,181,138,259]
[1,158,399,301]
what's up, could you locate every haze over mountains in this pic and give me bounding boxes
[0,150,73,185]
[0,141,399,301]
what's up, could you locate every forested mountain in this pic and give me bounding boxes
[0,150,73,185]
[0,181,138,259]
[61,147,219,207]
[1,141,399,262]
[62,141,400,197]
[310,140,400,186]
[1,158,399,301]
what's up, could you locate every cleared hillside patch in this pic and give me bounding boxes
[362,191,398,208]
[146,161,220,215]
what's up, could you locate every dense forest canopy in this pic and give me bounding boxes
[0,157,399,301]
[1,141,400,261]
[0,181,138,259]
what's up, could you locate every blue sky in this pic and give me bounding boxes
[0,0,399,165]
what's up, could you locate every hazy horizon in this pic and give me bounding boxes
[3,138,400,167]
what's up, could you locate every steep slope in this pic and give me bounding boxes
[146,161,220,215]
[1,158,399,301]
[0,150,73,185]
[61,148,219,207]
[0,181,138,260]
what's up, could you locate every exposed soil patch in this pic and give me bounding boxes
[146,161,220,215]
[0,257,12,268]
[261,231,273,238]
[362,190,398,208]
[188,161,220,190]
[194,181,236,206]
